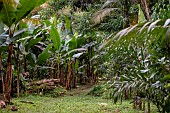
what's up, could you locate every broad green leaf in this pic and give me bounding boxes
[26,53,36,67]
[15,0,47,24]
[75,60,79,70]
[37,52,50,65]
[137,4,146,23]
[69,36,77,50]
[25,37,42,51]
[162,74,170,81]
[37,44,52,64]
[165,83,170,88]
[65,15,70,30]
[50,25,61,50]
[0,3,16,27]
[0,21,4,34]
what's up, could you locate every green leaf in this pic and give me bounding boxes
[25,37,42,51]
[26,53,36,67]
[162,74,170,81]
[69,36,77,50]
[37,44,52,64]
[75,60,79,70]
[138,4,146,23]
[50,25,61,50]
[15,0,47,24]
[65,15,71,30]
[0,21,4,34]
[0,3,16,27]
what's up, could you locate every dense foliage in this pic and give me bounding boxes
[0,0,170,113]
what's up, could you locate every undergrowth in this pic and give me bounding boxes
[0,95,158,113]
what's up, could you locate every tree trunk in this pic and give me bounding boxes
[147,94,150,113]
[124,89,129,100]
[72,62,76,88]
[140,0,150,20]
[17,42,20,98]
[59,65,65,86]
[66,61,71,90]
[4,44,13,103]
[49,62,54,79]
[124,0,130,27]
[24,55,27,72]
[0,52,5,99]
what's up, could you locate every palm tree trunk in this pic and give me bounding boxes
[4,44,13,103]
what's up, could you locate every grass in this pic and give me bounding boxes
[0,94,158,113]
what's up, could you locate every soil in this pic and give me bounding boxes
[67,84,95,95]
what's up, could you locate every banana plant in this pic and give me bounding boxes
[0,0,47,103]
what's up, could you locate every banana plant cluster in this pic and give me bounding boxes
[0,0,47,103]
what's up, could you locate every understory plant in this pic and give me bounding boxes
[99,18,170,113]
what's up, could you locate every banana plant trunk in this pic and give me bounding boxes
[4,44,13,103]
[148,94,150,113]
[66,61,71,90]
[0,52,5,99]
[17,42,20,98]
[49,62,54,78]
[59,65,65,86]
[72,62,76,88]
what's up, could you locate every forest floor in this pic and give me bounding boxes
[0,84,158,113]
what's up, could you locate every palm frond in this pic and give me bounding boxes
[101,0,118,9]
[100,18,170,51]
[92,8,119,25]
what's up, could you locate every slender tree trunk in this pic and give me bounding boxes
[143,98,145,111]
[17,42,20,98]
[0,52,5,99]
[140,0,150,20]
[124,0,130,27]
[24,55,27,72]
[4,44,13,103]
[49,62,54,78]
[124,89,129,100]
[57,55,61,79]
[72,62,76,88]
[66,61,71,90]
[0,20,5,100]
[59,65,65,86]
[147,94,150,113]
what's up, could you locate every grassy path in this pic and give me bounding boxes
[0,85,158,113]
